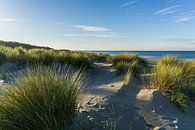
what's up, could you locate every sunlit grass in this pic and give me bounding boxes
[110,53,141,65]
[0,65,86,130]
[152,56,195,109]
[112,53,147,74]
[0,46,92,68]
[111,53,148,86]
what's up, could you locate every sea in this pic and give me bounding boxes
[83,51,195,60]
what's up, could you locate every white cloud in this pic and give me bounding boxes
[65,24,126,38]
[157,38,195,44]
[74,25,109,32]
[0,18,16,22]
[155,5,182,15]
[56,22,67,25]
[62,32,126,38]
[174,14,193,23]
[119,0,139,8]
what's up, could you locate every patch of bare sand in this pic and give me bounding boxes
[136,88,195,130]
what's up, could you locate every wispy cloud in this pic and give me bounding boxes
[174,12,194,23]
[74,25,109,32]
[119,0,139,8]
[62,32,127,38]
[157,38,195,44]
[174,15,193,23]
[56,22,67,25]
[167,0,177,3]
[155,5,182,15]
[0,18,16,22]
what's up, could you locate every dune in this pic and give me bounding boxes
[79,62,195,130]
[1,62,195,130]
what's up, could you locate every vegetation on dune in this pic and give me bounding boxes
[0,65,85,130]
[113,53,147,75]
[116,59,147,77]
[157,55,180,66]
[110,53,147,65]
[110,53,148,86]
[0,46,92,68]
[0,40,52,50]
[86,53,110,63]
[152,56,195,109]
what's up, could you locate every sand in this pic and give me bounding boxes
[1,62,195,130]
[80,63,195,130]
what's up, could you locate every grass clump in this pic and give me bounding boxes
[86,53,110,63]
[111,53,141,65]
[152,56,195,109]
[158,55,180,66]
[114,53,147,76]
[112,53,147,86]
[0,65,85,130]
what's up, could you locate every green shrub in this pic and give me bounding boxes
[0,65,85,130]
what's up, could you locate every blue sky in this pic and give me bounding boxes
[0,0,195,50]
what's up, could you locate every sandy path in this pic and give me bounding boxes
[81,63,146,129]
[136,88,195,130]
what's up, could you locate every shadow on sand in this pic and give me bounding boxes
[82,64,149,130]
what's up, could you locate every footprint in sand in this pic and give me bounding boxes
[160,116,178,129]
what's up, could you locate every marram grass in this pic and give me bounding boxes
[0,65,86,130]
[0,45,92,69]
[113,54,147,77]
[113,53,148,86]
[111,53,141,65]
[152,56,195,109]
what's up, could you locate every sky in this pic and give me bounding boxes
[0,0,195,50]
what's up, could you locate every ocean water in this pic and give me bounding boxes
[83,51,195,60]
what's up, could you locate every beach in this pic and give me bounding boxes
[0,46,195,130]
